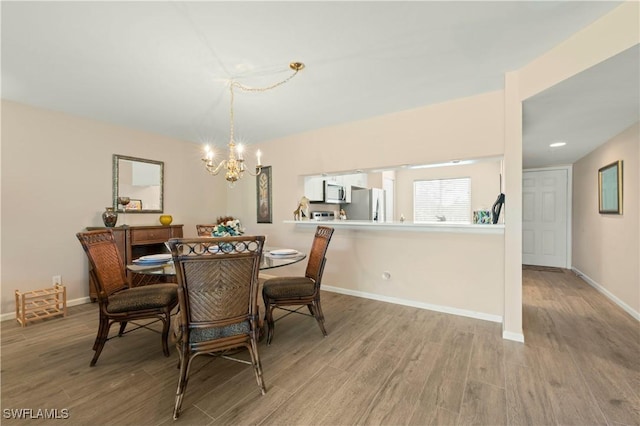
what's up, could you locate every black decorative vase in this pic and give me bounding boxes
[102,207,118,227]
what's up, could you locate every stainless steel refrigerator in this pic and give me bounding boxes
[343,187,386,221]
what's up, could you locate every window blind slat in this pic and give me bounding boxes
[414,178,471,223]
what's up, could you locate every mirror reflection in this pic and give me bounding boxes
[113,154,164,213]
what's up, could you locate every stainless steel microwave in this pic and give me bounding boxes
[323,181,346,204]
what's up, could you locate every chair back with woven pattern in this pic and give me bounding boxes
[304,226,335,285]
[169,235,266,418]
[195,224,217,236]
[261,226,334,345]
[167,236,265,338]
[76,230,128,300]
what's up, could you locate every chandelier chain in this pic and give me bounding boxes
[227,66,301,156]
[231,67,301,93]
[202,62,304,187]
[229,84,236,145]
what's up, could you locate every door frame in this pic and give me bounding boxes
[522,164,573,269]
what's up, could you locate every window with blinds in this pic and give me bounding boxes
[413,177,471,223]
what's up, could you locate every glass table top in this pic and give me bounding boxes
[127,247,306,276]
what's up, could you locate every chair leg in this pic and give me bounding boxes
[118,321,128,336]
[91,317,111,367]
[307,304,316,316]
[92,316,108,350]
[173,351,192,420]
[264,298,275,346]
[160,310,171,357]
[248,338,267,395]
[313,297,328,337]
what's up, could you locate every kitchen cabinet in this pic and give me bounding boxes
[345,184,353,203]
[344,173,368,188]
[342,173,368,203]
[304,176,325,202]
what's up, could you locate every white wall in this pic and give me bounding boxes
[572,123,639,316]
[0,101,227,314]
[232,91,507,319]
[1,91,507,319]
[504,1,640,338]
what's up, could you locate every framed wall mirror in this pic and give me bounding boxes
[598,160,623,214]
[113,154,164,213]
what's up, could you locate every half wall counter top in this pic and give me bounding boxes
[283,220,504,234]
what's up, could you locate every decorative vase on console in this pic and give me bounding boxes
[159,215,173,226]
[102,207,118,227]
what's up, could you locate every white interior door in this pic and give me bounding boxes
[522,169,568,267]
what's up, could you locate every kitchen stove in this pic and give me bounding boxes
[310,211,336,221]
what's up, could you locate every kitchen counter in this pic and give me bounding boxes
[282,218,506,324]
[283,220,504,234]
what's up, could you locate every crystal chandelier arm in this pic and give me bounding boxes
[202,158,228,175]
[246,165,263,177]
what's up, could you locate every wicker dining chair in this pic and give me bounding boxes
[195,224,217,236]
[76,230,178,366]
[262,226,334,345]
[167,235,266,420]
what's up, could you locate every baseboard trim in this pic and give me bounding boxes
[0,296,92,322]
[502,330,525,342]
[572,267,640,321]
[322,285,503,324]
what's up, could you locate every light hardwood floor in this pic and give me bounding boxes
[1,269,638,425]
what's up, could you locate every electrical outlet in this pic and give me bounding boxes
[52,275,62,286]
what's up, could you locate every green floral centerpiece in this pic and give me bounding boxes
[212,216,244,237]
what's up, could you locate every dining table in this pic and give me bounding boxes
[125,246,303,341]
[126,247,306,278]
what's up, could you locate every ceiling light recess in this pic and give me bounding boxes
[549,141,566,148]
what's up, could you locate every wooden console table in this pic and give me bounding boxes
[85,224,183,301]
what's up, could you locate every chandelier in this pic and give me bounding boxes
[202,61,305,187]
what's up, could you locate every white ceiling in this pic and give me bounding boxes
[2,1,636,167]
[523,45,639,168]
